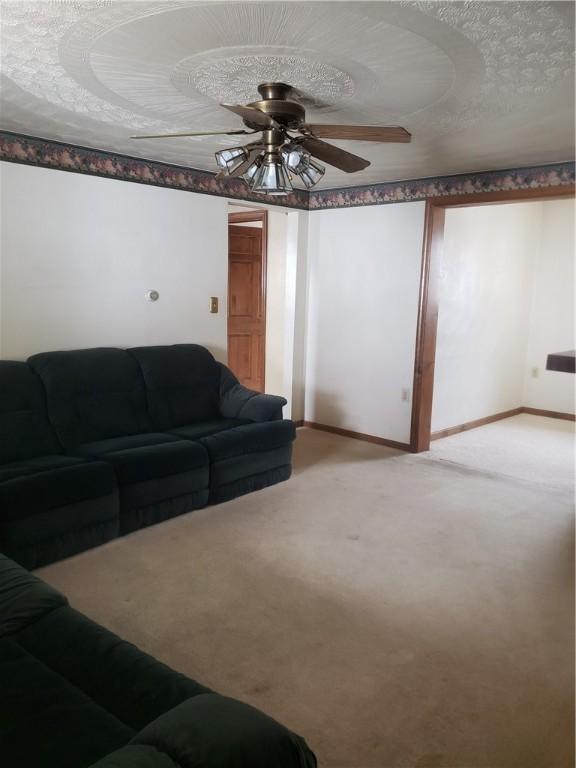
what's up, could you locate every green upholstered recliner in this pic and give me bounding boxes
[0,553,316,768]
[0,361,119,569]
[1,345,295,569]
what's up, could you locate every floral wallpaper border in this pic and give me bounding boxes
[309,161,575,209]
[0,131,309,210]
[0,131,573,211]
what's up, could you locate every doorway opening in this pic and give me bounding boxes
[227,202,306,421]
[410,185,575,453]
[227,208,267,393]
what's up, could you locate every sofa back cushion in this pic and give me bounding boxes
[29,349,152,449]
[0,361,61,464]
[129,345,221,430]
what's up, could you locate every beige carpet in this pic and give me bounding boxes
[429,414,575,493]
[39,417,575,768]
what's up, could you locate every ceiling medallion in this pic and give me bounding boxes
[171,48,355,107]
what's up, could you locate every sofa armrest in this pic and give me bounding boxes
[130,693,316,768]
[0,553,67,639]
[219,364,286,422]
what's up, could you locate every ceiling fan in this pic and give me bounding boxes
[131,82,411,195]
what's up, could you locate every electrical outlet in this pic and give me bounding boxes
[401,388,410,402]
[531,366,539,379]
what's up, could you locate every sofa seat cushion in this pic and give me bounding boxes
[79,438,208,486]
[0,454,88,483]
[201,420,296,463]
[200,421,296,504]
[0,459,119,569]
[0,457,117,521]
[169,418,250,442]
[78,436,210,534]
[0,637,133,768]
[78,432,182,457]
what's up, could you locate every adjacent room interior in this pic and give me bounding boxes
[0,3,574,768]
[432,198,574,439]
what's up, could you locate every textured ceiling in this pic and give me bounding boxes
[0,1,574,189]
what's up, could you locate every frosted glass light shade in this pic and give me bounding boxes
[298,158,325,189]
[243,156,262,181]
[250,154,293,195]
[215,146,247,171]
[281,144,309,174]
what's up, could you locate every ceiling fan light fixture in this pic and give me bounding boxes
[298,157,325,189]
[132,82,410,183]
[281,143,310,174]
[250,152,293,196]
[242,154,263,182]
[214,146,247,172]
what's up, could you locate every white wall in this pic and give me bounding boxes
[284,209,309,422]
[432,199,575,433]
[431,203,541,432]
[0,162,228,360]
[1,166,309,422]
[265,210,288,397]
[524,199,575,413]
[305,202,426,444]
[3,161,570,438]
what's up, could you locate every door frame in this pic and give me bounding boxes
[228,208,268,391]
[410,183,575,453]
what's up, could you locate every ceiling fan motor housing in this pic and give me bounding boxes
[245,82,305,130]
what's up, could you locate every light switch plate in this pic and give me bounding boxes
[210,297,219,313]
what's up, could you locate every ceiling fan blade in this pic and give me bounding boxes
[299,136,370,173]
[131,129,252,139]
[221,104,278,129]
[302,124,411,143]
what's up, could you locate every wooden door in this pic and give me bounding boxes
[228,214,267,392]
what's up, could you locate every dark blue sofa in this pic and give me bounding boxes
[0,553,316,767]
[0,345,295,569]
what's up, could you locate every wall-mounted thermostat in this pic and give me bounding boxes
[146,290,160,302]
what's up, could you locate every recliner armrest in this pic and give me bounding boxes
[0,553,67,639]
[219,364,286,422]
[130,693,316,768]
